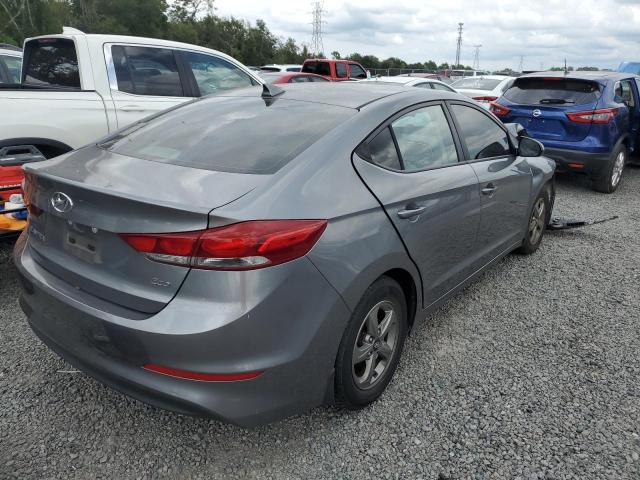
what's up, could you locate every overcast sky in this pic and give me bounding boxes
[214,0,640,70]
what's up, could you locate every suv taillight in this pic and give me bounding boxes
[120,220,327,271]
[489,102,511,117]
[566,108,619,124]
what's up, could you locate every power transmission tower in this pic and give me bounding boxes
[518,55,524,72]
[472,44,482,70]
[454,23,464,68]
[310,2,325,58]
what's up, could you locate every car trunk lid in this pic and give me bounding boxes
[24,147,263,314]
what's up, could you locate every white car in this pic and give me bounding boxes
[0,44,21,84]
[0,27,262,165]
[362,75,457,92]
[259,64,302,73]
[451,75,516,109]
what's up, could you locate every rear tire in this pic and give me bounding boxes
[593,144,626,193]
[334,276,408,409]
[516,189,550,255]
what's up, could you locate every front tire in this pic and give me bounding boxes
[593,144,626,193]
[334,276,408,409]
[516,189,550,255]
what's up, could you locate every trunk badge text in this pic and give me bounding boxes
[151,277,171,288]
[51,192,74,213]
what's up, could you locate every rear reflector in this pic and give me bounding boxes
[473,96,498,103]
[143,364,263,382]
[566,108,619,124]
[120,219,328,271]
[489,101,511,117]
[568,163,585,169]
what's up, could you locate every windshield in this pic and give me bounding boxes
[452,78,502,90]
[103,96,354,174]
[503,77,603,105]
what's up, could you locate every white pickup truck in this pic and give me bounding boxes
[0,27,262,170]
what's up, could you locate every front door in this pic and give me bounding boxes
[448,103,532,263]
[352,103,482,308]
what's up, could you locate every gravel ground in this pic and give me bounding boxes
[1,169,639,480]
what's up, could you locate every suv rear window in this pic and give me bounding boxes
[23,38,80,88]
[302,61,331,76]
[103,96,354,174]
[503,78,602,105]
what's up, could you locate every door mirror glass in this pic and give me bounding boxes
[518,136,544,157]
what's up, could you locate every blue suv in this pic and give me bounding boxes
[491,72,640,193]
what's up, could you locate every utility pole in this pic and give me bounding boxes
[472,44,482,70]
[310,2,325,58]
[518,55,524,72]
[454,23,463,68]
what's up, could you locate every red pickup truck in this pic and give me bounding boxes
[301,59,369,81]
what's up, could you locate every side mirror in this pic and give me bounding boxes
[518,136,545,157]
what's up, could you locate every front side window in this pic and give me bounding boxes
[390,105,459,171]
[183,51,254,96]
[112,45,183,97]
[349,64,367,79]
[451,104,511,160]
[615,80,636,107]
[23,38,79,88]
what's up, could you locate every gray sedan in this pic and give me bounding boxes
[14,83,555,427]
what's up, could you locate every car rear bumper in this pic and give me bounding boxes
[542,147,610,176]
[13,234,351,427]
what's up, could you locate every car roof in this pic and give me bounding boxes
[224,82,445,110]
[520,70,637,82]
[0,48,21,57]
[365,76,415,85]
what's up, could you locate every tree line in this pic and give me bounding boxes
[0,0,476,70]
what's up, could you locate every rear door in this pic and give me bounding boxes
[352,103,482,307]
[618,79,640,153]
[499,77,603,142]
[448,102,532,262]
[107,44,190,127]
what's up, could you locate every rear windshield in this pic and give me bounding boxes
[452,78,501,90]
[104,96,354,174]
[23,38,80,88]
[302,61,331,76]
[503,78,602,105]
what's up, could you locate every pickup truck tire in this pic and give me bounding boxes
[593,144,626,194]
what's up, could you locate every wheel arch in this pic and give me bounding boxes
[0,137,73,159]
[382,268,419,331]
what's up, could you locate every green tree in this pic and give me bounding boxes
[331,50,340,60]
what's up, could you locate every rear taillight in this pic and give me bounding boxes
[566,108,618,124]
[473,96,498,103]
[489,102,511,117]
[120,220,327,271]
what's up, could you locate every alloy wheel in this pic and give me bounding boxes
[611,151,625,188]
[528,197,546,245]
[352,300,399,390]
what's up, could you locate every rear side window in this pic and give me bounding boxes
[286,67,301,72]
[23,39,80,88]
[391,106,458,171]
[105,97,354,174]
[0,55,21,83]
[503,78,602,106]
[335,63,347,78]
[112,46,184,97]
[451,104,511,160]
[183,51,254,96]
[432,82,455,92]
[349,64,367,79]
[302,61,331,76]
[367,128,402,170]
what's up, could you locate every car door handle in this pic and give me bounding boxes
[119,105,145,112]
[481,183,498,196]
[397,205,427,219]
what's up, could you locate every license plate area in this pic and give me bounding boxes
[63,222,102,263]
